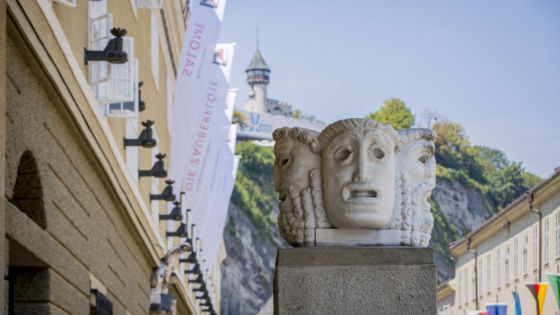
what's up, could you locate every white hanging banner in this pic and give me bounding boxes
[225,88,238,121]
[169,0,228,204]
[199,145,235,266]
[174,41,237,267]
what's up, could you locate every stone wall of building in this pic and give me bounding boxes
[4,30,154,314]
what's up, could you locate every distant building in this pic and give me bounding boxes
[244,49,292,117]
[437,168,560,315]
[237,48,324,140]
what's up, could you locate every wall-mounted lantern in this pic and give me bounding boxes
[193,282,207,293]
[139,153,167,178]
[124,120,157,148]
[196,291,210,303]
[84,28,128,65]
[179,250,196,264]
[185,262,201,275]
[138,81,146,112]
[189,273,204,284]
[166,223,188,238]
[150,179,176,201]
[160,192,185,221]
[201,306,216,315]
[159,201,182,221]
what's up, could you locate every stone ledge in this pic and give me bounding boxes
[277,246,433,266]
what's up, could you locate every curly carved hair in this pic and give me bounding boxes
[312,118,399,153]
[272,127,317,145]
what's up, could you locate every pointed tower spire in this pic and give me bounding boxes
[246,49,270,86]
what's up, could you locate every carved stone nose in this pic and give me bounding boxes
[352,172,368,182]
[353,149,369,182]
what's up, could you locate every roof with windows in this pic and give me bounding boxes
[246,49,270,72]
[450,167,560,255]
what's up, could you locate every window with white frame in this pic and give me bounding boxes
[104,56,139,118]
[88,0,111,87]
[523,233,528,276]
[496,248,501,288]
[556,211,560,259]
[151,9,160,90]
[505,246,510,284]
[514,237,519,280]
[465,268,469,304]
[150,134,160,225]
[129,0,137,18]
[486,254,491,294]
[478,259,483,297]
[88,0,139,118]
[545,218,550,264]
[471,266,476,301]
[166,73,174,134]
[137,0,163,9]
[534,225,538,270]
[54,0,76,7]
[125,118,138,182]
[458,273,462,306]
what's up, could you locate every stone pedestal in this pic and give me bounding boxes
[274,247,436,315]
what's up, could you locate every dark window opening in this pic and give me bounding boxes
[10,151,46,229]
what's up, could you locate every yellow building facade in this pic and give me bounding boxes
[1,0,224,313]
[438,169,560,315]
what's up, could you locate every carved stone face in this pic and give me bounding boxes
[397,139,435,187]
[274,136,320,203]
[397,132,436,212]
[322,128,396,229]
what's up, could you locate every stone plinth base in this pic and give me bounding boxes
[274,247,436,315]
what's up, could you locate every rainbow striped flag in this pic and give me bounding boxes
[526,283,548,315]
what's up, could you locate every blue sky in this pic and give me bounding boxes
[218,1,560,178]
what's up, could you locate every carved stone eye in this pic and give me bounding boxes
[418,154,428,164]
[334,147,353,162]
[371,147,384,159]
[280,157,291,167]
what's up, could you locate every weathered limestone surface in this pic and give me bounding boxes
[274,247,436,315]
[273,120,437,248]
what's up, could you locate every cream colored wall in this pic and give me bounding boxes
[49,0,180,239]
[9,0,224,312]
[51,0,88,77]
[449,189,560,315]
[5,31,154,314]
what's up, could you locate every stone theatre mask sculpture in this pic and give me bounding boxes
[273,118,436,247]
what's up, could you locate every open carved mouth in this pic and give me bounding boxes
[342,185,380,203]
[349,190,377,198]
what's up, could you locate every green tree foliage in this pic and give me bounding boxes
[474,145,509,170]
[292,109,301,119]
[432,120,542,212]
[486,162,529,210]
[230,142,280,245]
[366,97,415,130]
[233,110,248,128]
[432,120,485,183]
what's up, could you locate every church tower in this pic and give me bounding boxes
[244,48,270,113]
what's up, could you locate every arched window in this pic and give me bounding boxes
[9,151,46,229]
